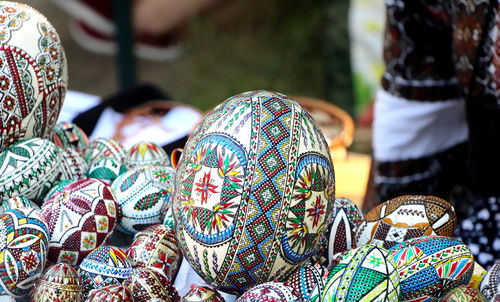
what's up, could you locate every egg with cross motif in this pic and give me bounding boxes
[173,90,335,294]
[31,262,84,302]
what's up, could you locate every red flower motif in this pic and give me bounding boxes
[306,196,326,228]
[195,172,218,204]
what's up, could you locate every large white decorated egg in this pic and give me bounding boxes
[0,207,49,298]
[356,195,457,249]
[112,165,175,235]
[173,90,335,293]
[0,2,68,151]
[389,235,474,300]
[41,179,118,266]
[0,138,61,204]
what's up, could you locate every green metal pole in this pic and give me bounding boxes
[323,0,355,116]
[113,0,136,89]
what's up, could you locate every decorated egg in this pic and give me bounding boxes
[86,285,134,302]
[78,246,133,298]
[42,179,72,204]
[480,261,499,301]
[84,137,125,165]
[389,236,474,301]
[163,203,176,228]
[87,158,121,184]
[41,179,118,266]
[122,141,171,171]
[441,285,487,302]
[51,122,89,155]
[126,224,182,280]
[112,165,175,234]
[0,195,39,214]
[0,207,49,298]
[0,138,61,204]
[0,2,68,151]
[59,147,88,180]
[236,282,300,302]
[469,262,487,290]
[182,285,226,302]
[317,197,364,265]
[356,195,457,249]
[173,90,335,293]
[31,263,84,302]
[320,244,400,302]
[285,262,327,301]
[124,267,180,302]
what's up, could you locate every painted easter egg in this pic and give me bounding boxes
[0,2,68,151]
[356,195,457,249]
[0,207,49,298]
[51,122,89,155]
[41,179,118,266]
[163,203,175,228]
[0,138,61,204]
[112,165,175,235]
[78,246,133,298]
[31,263,84,302]
[122,141,171,171]
[87,158,121,184]
[236,282,300,302]
[320,244,400,302]
[285,262,327,302]
[59,147,88,180]
[441,285,487,302]
[480,261,500,301]
[0,195,39,214]
[173,90,335,293]
[126,224,182,280]
[389,235,474,301]
[182,285,226,302]
[469,262,487,290]
[86,285,134,302]
[317,197,364,265]
[42,179,72,204]
[84,138,125,165]
[123,267,180,302]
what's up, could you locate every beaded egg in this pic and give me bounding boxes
[441,285,487,302]
[126,224,182,280]
[78,246,133,298]
[0,138,61,204]
[124,267,180,302]
[0,2,68,151]
[86,285,134,302]
[480,261,500,301]
[51,122,89,155]
[112,165,175,234]
[173,90,335,293]
[389,235,474,301]
[59,147,88,180]
[236,282,300,302]
[84,137,126,165]
[41,179,118,266]
[285,262,327,301]
[356,195,457,249]
[317,197,364,265]
[31,263,84,302]
[320,244,400,302]
[122,141,171,171]
[87,158,121,185]
[0,207,49,298]
[182,285,226,302]
[0,195,39,214]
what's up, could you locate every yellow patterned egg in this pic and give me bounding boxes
[173,90,335,294]
[31,263,84,302]
[0,2,68,151]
